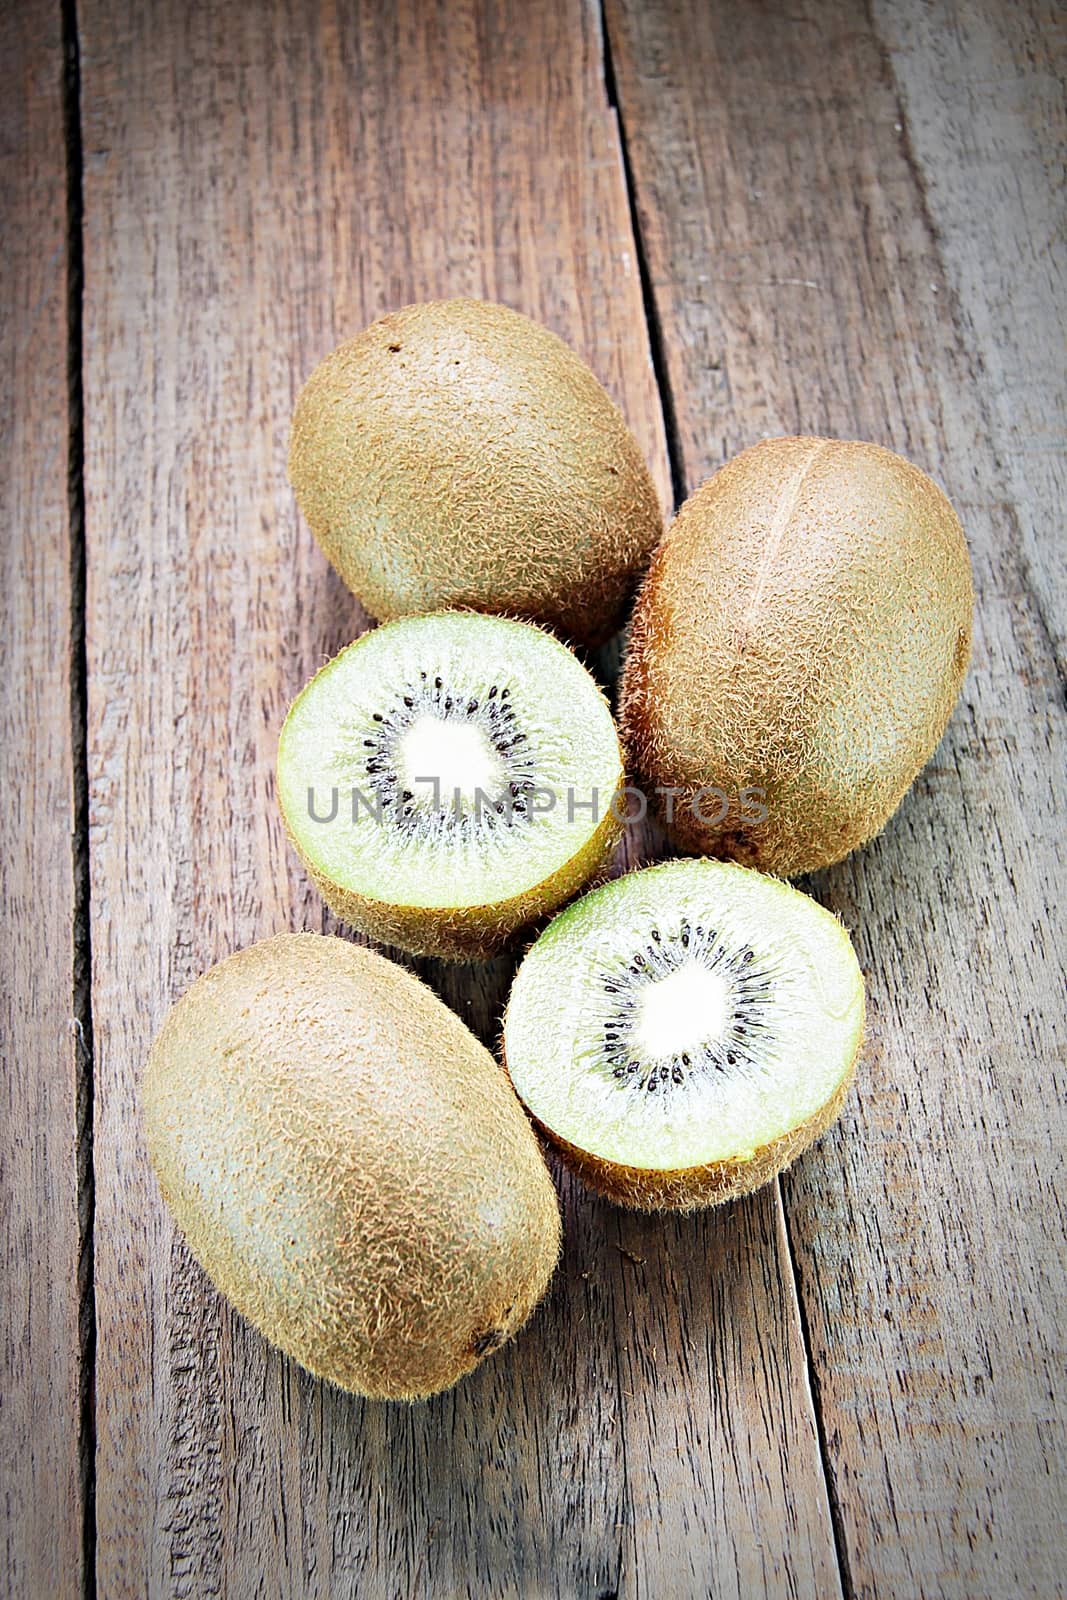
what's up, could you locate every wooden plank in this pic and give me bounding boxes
[874,0,1066,664]
[605,0,1066,1594]
[0,7,87,1598]
[80,1,844,1594]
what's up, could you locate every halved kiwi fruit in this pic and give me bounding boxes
[277,612,624,960]
[503,858,864,1210]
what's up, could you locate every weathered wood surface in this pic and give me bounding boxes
[77,1,850,1595]
[2,0,1061,1594]
[874,0,1066,667]
[605,0,1066,1595]
[0,7,88,1599]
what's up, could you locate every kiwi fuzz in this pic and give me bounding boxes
[288,298,664,647]
[620,436,974,876]
[277,614,625,960]
[502,859,865,1211]
[143,934,562,1400]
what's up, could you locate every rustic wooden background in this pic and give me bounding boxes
[3,1,1063,1596]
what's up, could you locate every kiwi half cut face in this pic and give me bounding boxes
[504,859,864,1210]
[277,613,624,960]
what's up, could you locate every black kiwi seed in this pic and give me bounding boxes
[672,1066,684,1084]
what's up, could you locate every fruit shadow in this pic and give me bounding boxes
[307,1164,788,1586]
[583,627,626,703]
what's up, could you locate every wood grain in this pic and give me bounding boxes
[79,1,843,1595]
[605,0,1066,1593]
[874,0,1066,670]
[0,6,87,1597]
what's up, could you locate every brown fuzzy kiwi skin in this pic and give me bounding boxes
[619,436,974,877]
[142,933,562,1401]
[510,1057,859,1214]
[288,298,663,648]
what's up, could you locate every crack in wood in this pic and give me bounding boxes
[61,0,98,1594]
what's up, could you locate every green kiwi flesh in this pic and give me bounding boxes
[504,859,864,1210]
[277,613,624,959]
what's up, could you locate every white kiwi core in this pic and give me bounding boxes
[631,963,731,1062]
[504,858,864,1170]
[397,715,506,809]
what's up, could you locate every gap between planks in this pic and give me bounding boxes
[598,0,687,515]
[62,0,98,1593]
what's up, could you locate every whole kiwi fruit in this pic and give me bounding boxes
[142,933,561,1400]
[288,298,663,646]
[620,437,974,875]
